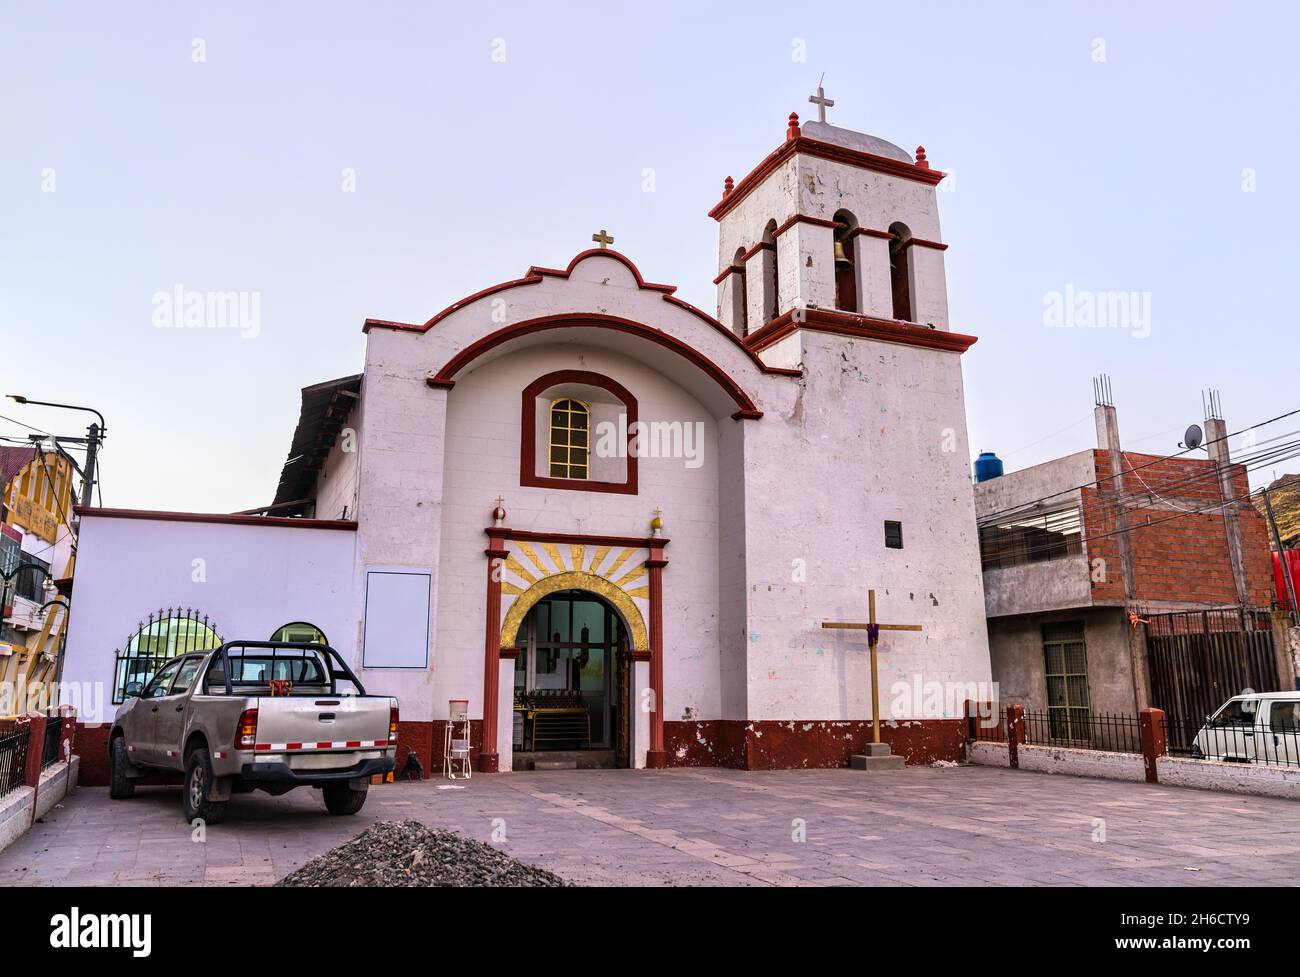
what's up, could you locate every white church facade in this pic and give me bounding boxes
[62,109,992,779]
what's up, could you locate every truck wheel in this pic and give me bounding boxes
[109,737,135,800]
[183,747,227,824]
[323,782,368,815]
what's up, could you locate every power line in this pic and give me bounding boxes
[1114,437,1300,505]
[1058,445,1300,551]
[0,413,47,435]
[34,447,76,547]
[981,442,1300,569]
[982,435,1300,529]
[999,414,1093,459]
[977,407,1300,527]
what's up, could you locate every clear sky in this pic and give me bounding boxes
[2,1,1297,513]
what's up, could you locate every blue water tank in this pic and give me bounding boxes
[974,451,1004,483]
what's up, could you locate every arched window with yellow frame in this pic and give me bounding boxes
[549,398,589,479]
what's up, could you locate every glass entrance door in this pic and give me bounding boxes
[514,590,621,750]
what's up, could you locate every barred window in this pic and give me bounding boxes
[114,610,222,703]
[979,505,1083,571]
[1043,621,1091,741]
[549,399,589,479]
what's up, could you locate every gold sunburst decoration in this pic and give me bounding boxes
[499,542,649,650]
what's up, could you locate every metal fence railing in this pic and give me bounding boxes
[967,712,1007,742]
[968,703,1300,770]
[0,725,30,798]
[1162,716,1300,767]
[41,713,63,768]
[1162,714,1200,756]
[1021,710,1143,754]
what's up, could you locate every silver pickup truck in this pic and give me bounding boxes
[108,641,397,822]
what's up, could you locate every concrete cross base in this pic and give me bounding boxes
[850,742,906,771]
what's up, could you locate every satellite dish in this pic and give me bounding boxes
[1182,424,1204,450]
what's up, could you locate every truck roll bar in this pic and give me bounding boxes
[215,640,368,697]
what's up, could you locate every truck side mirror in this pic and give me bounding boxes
[124,681,144,698]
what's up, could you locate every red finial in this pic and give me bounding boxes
[786,112,801,140]
[723,175,734,197]
[915,145,929,169]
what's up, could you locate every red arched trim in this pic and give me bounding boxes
[901,237,949,251]
[712,264,746,285]
[427,313,765,419]
[744,307,977,355]
[773,214,838,238]
[521,370,638,495]
[850,227,897,241]
[709,136,946,221]
[363,249,793,380]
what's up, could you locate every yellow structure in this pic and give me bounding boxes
[1,447,76,716]
[3,448,74,545]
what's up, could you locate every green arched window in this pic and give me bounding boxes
[114,608,222,703]
[271,622,328,645]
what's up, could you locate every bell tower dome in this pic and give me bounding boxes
[710,103,952,345]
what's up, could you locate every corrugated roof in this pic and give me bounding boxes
[0,445,36,490]
[269,374,362,516]
[1257,474,1300,548]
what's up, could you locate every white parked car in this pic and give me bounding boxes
[1192,692,1300,764]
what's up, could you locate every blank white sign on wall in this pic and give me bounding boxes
[362,569,431,669]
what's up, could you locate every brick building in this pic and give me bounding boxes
[975,390,1287,725]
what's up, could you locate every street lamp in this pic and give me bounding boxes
[0,561,60,618]
[6,395,106,508]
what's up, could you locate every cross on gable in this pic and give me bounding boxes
[592,229,615,249]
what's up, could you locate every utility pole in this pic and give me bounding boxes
[81,422,101,507]
[5,395,105,509]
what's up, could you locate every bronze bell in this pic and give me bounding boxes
[834,238,851,265]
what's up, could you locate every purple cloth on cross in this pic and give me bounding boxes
[867,623,880,645]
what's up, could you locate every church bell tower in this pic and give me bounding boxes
[710,92,953,347]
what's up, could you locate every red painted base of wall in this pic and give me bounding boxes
[74,718,961,784]
[73,719,478,787]
[389,720,487,777]
[76,724,111,787]
[662,719,965,769]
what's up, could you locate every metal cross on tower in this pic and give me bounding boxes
[808,76,834,123]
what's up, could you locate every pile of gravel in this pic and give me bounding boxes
[276,819,567,887]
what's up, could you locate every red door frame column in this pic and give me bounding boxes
[480,525,669,772]
[645,540,669,769]
[479,542,511,773]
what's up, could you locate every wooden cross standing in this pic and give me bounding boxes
[822,589,923,744]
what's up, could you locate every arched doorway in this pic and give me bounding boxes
[512,588,632,770]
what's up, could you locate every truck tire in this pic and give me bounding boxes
[109,736,135,800]
[183,747,227,824]
[323,782,368,815]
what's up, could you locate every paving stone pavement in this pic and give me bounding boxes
[4,765,1300,886]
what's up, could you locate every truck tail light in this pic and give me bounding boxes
[234,708,258,751]
[389,705,399,745]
